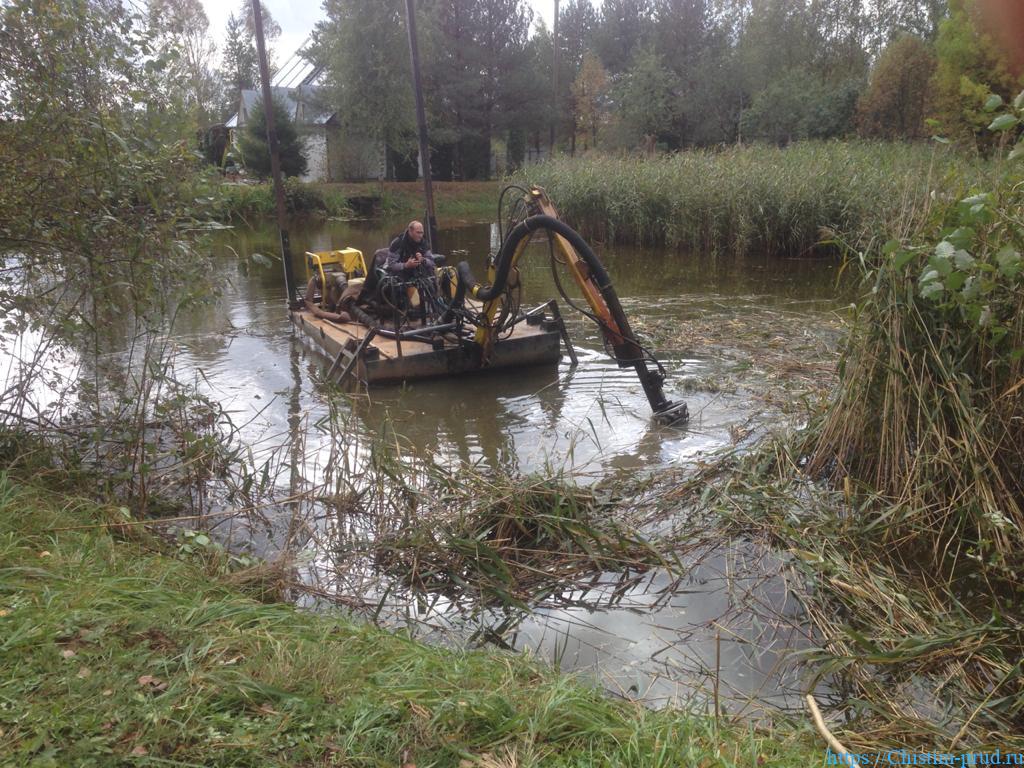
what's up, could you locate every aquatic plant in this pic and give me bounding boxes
[677,98,1024,746]
[519,142,994,256]
[209,177,349,221]
[809,95,1024,575]
[375,473,667,607]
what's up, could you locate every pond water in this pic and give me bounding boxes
[162,215,847,712]
[195,217,843,472]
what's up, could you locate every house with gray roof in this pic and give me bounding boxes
[226,85,343,182]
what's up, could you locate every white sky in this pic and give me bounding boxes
[200,1,561,70]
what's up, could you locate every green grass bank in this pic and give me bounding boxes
[518,142,994,256]
[0,470,821,767]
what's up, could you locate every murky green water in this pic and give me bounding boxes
[172,216,846,712]
[191,217,844,472]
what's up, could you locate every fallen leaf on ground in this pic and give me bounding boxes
[131,745,148,756]
[76,667,91,679]
[61,649,76,659]
[137,674,168,692]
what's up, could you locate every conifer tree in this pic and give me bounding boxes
[238,97,307,178]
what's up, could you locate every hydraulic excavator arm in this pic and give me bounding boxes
[455,187,688,424]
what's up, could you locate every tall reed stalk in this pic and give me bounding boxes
[808,164,1024,575]
[519,142,993,256]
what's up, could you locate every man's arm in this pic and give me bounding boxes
[385,249,409,275]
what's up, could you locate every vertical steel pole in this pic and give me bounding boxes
[403,0,439,252]
[251,0,297,304]
[551,0,559,155]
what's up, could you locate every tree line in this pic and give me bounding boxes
[43,0,1023,180]
[308,0,1021,178]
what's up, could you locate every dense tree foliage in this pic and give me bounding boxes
[572,52,610,150]
[312,0,535,179]
[309,0,416,176]
[147,0,219,129]
[556,0,600,151]
[0,0,218,440]
[612,47,680,149]
[930,0,1020,147]
[218,1,281,119]
[10,0,1021,188]
[301,0,1021,170]
[237,97,308,178]
[421,0,535,178]
[856,34,936,139]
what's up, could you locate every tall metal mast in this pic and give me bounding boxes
[403,0,439,251]
[251,0,297,303]
[551,0,559,154]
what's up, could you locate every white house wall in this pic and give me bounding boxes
[301,132,329,183]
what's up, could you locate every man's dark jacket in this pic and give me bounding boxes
[386,233,434,278]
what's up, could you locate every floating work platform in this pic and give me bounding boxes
[289,308,565,385]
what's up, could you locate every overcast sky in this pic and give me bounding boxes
[200,1,562,70]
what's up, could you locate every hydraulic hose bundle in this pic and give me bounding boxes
[456,213,688,423]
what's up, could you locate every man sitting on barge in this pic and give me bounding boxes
[386,220,435,279]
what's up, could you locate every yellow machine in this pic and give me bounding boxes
[305,248,368,288]
[452,186,688,423]
[296,190,686,423]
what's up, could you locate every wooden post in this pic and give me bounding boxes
[551,0,559,156]
[250,0,297,304]
[403,0,439,253]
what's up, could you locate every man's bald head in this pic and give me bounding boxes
[407,220,425,243]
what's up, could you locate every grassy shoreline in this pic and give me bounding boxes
[0,470,821,766]
[208,142,995,259]
[326,180,502,222]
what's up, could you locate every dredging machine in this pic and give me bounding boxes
[290,186,689,425]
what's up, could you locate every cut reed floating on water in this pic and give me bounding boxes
[374,473,667,607]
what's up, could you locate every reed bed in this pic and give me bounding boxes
[797,157,1023,744]
[520,142,993,256]
[665,141,1024,745]
[806,152,1024,572]
[206,177,350,221]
